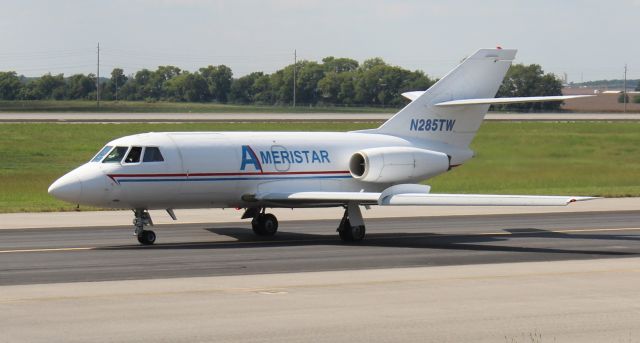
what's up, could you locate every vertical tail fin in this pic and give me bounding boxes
[375,48,516,148]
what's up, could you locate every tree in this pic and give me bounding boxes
[269,66,294,104]
[0,71,22,100]
[357,64,433,107]
[361,57,386,70]
[495,64,563,111]
[108,68,128,100]
[125,69,153,100]
[318,71,358,105]
[149,65,182,100]
[65,74,96,100]
[295,61,325,104]
[32,73,66,100]
[252,74,274,104]
[199,65,233,102]
[636,82,640,92]
[229,72,264,104]
[165,72,208,102]
[322,57,358,73]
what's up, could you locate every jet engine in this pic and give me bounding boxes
[349,147,450,183]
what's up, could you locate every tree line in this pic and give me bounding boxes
[0,58,563,110]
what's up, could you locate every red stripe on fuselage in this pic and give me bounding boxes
[108,170,351,178]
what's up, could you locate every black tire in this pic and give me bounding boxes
[137,230,156,245]
[338,219,366,242]
[252,213,278,236]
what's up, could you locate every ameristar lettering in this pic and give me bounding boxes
[410,118,456,132]
[240,145,331,171]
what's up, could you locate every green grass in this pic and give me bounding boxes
[1,122,639,213]
[0,100,394,113]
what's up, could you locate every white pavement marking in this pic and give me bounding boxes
[1,258,639,342]
[1,197,637,230]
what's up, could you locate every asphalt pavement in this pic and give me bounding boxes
[2,211,638,286]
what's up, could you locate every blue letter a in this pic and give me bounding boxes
[240,145,262,171]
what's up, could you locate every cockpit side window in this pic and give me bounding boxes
[124,146,143,164]
[143,147,164,162]
[91,145,113,162]
[102,146,129,163]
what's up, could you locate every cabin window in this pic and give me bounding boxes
[143,147,164,162]
[102,146,129,163]
[124,146,143,163]
[91,145,113,162]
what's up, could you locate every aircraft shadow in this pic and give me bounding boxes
[98,226,638,257]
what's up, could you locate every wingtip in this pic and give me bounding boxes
[568,196,601,204]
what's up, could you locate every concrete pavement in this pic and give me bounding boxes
[2,258,639,342]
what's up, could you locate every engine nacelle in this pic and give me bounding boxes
[349,147,450,183]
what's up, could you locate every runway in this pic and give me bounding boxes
[2,211,638,286]
[1,112,640,122]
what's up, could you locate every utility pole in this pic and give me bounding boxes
[97,43,100,108]
[293,49,296,108]
[623,64,627,113]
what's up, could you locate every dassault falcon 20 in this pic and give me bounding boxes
[48,48,595,245]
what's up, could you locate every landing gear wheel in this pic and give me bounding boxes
[137,230,156,245]
[252,213,279,236]
[338,218,366,242]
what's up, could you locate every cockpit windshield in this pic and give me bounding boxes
[93,145,165,163]
[124,147,142,163]
[91,146,113,162]
[102,146,129,163]
[143,147,164,162]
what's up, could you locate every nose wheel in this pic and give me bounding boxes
[137,230,156,245]
[133,209,156,245]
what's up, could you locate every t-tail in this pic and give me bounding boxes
[374,48,515,148]
[373,48,589,148]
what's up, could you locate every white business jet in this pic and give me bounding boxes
[48,48,594,245]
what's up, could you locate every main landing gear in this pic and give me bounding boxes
[337,202,366,242]
[251,209,279,236]
[243,203,366,242]
[133,209,156,245]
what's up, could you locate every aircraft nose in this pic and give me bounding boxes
[48,173,83,203]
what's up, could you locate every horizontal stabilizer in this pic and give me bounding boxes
[401,91,425,101]
[256,191,597,207]
[434,95,593,107]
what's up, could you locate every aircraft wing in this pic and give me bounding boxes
[255,191,597,206]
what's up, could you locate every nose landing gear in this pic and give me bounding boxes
[133,209,156,245]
